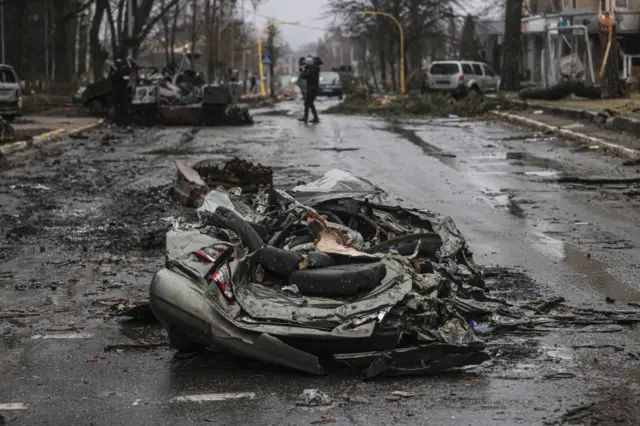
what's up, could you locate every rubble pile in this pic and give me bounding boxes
[192,157,273,192]
[220,104,253,125]
[155,169,640,378]
[326,92,510,117]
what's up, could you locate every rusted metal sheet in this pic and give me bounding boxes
[174,162,208,206]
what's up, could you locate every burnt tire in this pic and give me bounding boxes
[289,262,387,297]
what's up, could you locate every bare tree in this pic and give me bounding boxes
[459,14,477,60]
[501,0,522,90]
[326,0,454,91]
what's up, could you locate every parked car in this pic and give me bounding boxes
[423,61,500,97]
[318,71,344,99]
[0,64,21,120]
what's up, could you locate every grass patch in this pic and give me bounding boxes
[523,93,640,120]
[326,92,513,118]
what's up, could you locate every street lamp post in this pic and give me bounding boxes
[257,20,299,96]
[358,11,404,93]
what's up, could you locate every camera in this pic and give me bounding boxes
[299,56,323,73]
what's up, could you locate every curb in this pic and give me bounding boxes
[509,98,640,138]
[31,128,65,146]
[0,118,105,157]
[492,110,640,160]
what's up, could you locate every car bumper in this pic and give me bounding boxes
[318,88,342,96]
[0,102,20,117]
[149,268,325,375]
[425,85,468,96]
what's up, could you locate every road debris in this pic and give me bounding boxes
[391,391,415,398]
[296,390,332,407]
[193,157,273,192]
[104,343,168,352]
[310,419,337,425]
[326,92,512,117]
[0,309,68,319]
[174,162,208,206]
[148,168,640,378]
[556,175,640,185]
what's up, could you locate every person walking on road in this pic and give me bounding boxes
[296,57,307,103]
[299,56,320,123]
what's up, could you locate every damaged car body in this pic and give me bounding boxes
[150,170,490,378]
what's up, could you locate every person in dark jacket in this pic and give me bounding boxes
[110,58,135,127]
[299,56,320,123]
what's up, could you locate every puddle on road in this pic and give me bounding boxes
[506,152,559,169]
[461,151,562,181]
[380,124,442,154]
[532,228,640,301]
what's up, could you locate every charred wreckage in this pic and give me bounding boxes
[147,166,640,378]
[151,168,491,378]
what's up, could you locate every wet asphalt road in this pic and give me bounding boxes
[1,98,640,425]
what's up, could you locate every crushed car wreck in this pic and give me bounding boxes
[150,170,491,378]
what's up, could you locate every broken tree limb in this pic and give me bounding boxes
[0,309,69,319]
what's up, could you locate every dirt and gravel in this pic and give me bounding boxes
[1,99,639,425]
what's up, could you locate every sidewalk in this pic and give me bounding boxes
[1,114,104,156]
[494,108,640,159]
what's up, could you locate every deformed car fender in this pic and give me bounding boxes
[150,268,325,375]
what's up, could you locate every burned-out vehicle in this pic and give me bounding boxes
[150,170,491,378]
[130,80,250,126]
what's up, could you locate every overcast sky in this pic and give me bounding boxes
[244,0,488,50]
[246,0,331,49]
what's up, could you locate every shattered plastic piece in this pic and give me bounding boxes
[470,321,491,335]
[314,230,374,258]
[296,389,332,406]
[198,190,238,216]
[391,391,415,398]
[281,285,300,294]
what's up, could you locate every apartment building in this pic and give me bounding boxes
[522,0,640,85]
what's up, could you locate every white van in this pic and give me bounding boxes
[424,61,501,97]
